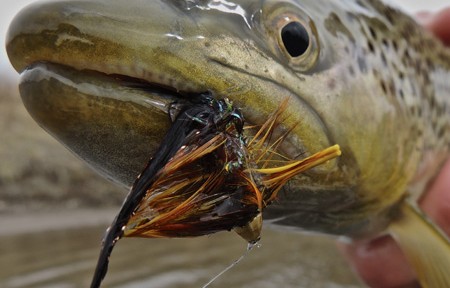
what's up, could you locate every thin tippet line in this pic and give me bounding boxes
[201,242,259,288]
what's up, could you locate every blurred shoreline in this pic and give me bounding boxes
[0,207,116,236]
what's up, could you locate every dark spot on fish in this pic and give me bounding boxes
[380,52,387,66]
[327,77,336,90]
[388,80,396,96]
[403,49,411,64]
[438,126,445,138]
[324,13,355,42]
[414,124,425,140]
[357,56,367,73]
[392,40,399,52]
[417,127,424,138]
[425,57,434,70]
[369,26,377,40]
[417,106,423,117]
[204,42,211,48]
[344,46,350,54]
[432,119,439,132]
[414,59,422,74]
[399,89,404,99]
[429,95,436,110]
[380,80,387,94]
[372,68,379,77]
[348,65,355,76]
[438,50,447,62]
[355,0,368,9]
[384,10,395,25]
[440,104,447,117]
[367,40,375,53]
[345,12,357,22]
[435,105,443,117]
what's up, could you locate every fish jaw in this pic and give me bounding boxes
[6,0,336,187]
[18,62,175,186]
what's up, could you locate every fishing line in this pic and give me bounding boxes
[202,242,261,288]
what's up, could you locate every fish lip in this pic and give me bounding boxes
[24,61,199,104]
[21,60,215,123]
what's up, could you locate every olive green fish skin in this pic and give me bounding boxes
[6,0,450,237]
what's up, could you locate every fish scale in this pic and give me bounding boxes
[367,1,449,192]
[323,0,450,200]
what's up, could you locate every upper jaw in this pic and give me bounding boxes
[6,0,221,186]
[7,1,201,84]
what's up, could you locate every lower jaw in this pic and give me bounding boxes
[19,62,187,186]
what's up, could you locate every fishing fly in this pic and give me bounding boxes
[90,93,341,288]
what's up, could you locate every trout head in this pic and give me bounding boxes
[6,0,431,236]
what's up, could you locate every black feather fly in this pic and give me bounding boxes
[90,94,341,288]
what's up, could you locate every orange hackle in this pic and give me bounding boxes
[123,98,341,240]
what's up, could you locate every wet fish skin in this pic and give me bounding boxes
[6,0,450,286]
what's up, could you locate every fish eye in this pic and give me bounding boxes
[281,21,310,58]
[262,4,320,72]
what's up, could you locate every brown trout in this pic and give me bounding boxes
[6,0,450,287]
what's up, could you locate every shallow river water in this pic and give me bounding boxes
[0,210,363,288]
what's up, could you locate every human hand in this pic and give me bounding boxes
[339,159,450,287]
[338,8,450,288]
[416,8,450,46]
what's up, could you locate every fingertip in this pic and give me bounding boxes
[338,236,417,288]
[417,7,450,46]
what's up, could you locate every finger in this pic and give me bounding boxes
[416,8,450,46]
[338,159,450,287]
[338,236,417,288]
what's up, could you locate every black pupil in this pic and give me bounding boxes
[281,21,310,57]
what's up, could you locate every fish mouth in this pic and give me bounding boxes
[8,0,336,188]
[19,61,202,186]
